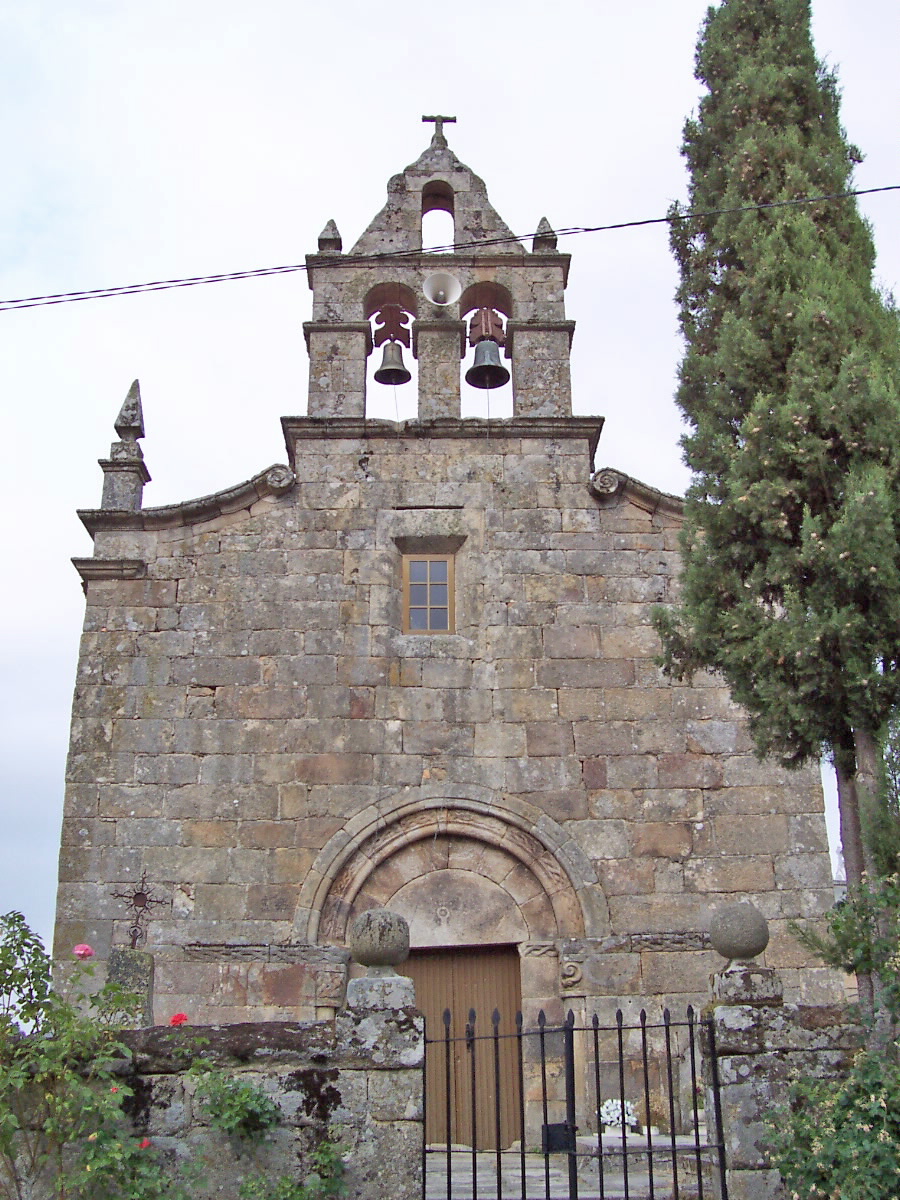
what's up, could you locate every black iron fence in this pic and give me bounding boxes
[423,1007,728,1200]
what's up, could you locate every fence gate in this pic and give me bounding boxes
[422,1007,729,1200]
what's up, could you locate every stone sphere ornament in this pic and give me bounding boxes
[349,908,410,968]
[709,902,769,962]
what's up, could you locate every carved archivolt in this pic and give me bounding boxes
[293,790,599,946]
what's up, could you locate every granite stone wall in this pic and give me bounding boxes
[112,1008,423,1200]
[57,416,840,1024]
[708,963,863,1200]
[57,126,841,1028]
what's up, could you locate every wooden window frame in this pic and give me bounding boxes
[402,553,455,634]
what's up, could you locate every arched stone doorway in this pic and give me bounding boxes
[295,791,605,1149]
[348,833,557,947]
[294,790,606,1019]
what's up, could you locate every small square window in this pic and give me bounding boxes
[402,555,455,633]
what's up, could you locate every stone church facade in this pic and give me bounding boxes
[56,125,839,1029]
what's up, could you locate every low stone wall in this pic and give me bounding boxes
[118,1007,423,1200]
[708,964,863,1200]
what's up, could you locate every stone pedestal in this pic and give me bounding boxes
[347,965,416,1010]
[712,963,784,1007]
[108,947,155,1027]
[345,907,415,1011]
[99,452,150,510]
[707,904,862,1200]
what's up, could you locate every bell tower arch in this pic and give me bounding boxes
[302,117,575,421]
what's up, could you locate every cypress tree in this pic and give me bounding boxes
[656,0,900,897]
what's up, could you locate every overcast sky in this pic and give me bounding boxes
[1,1,897,949]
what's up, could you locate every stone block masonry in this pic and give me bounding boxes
[708,962,863,1200]
[54,131,848,1197]
[58,414,841,1023]
[114,1008,423,1200]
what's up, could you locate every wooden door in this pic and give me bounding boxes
[405,945,522,1149]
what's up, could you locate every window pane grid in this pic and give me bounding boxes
[403,555,454,634]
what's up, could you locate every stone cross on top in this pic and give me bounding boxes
[422,114,456,144]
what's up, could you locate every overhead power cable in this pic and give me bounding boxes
[1,184,897,313]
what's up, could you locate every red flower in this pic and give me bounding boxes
[169,1012,188,1026]
[110,1086,119,1093]
[139,1138,152,1149]
[72,944,95,960]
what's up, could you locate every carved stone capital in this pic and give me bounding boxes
[503,320,576,358]
[72,558,146,584]
[560,960,585,994]
[411,320,467,359]
[302,321,373,355]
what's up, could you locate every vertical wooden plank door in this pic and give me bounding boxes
[405,945,522,1149]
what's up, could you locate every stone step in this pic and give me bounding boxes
[425,1147,711,1200]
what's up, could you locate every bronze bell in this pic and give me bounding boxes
[373,341,412,386]
[465,339,510,390]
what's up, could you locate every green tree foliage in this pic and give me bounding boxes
[794,872,900,1017]
[774,725,900,1194]
[0,911,188,1200]
[655,0,900,890]
[768,1048,900,1200]
[861,714,900,877]
[776,848,900,1194]
[0,912,345,1200]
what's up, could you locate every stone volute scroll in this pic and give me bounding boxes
[589,468,625,500]
[345,908,416,1011]
[264,465,296,493]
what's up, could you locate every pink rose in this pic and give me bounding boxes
[169,1012,188,1026]
[72,944,94,960]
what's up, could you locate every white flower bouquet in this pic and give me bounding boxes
[599,1098,637,1129]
